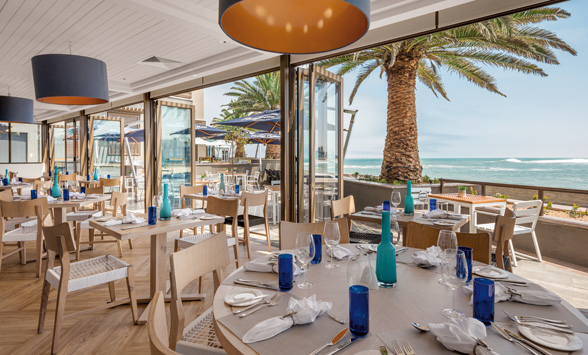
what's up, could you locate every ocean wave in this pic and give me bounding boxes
[486,167,518,171]
[423,165,468,169]
[525,158,588,164]
[344,165,381,169]
[504,158,522,163]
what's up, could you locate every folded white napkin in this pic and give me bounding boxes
[242,295,332,343]
[365,206,383,213]
[326,245,355,260]
[103,213,146,226]
[44,196,56,202]
[424,210,463,220]
[172,208,206,217]
[412,245,444,267]
[70,192,86,199]
[243,261,303,276]
[429,318,499,355]
[463,282,561,306]
[222,190,238,196]
[86,194,101,199]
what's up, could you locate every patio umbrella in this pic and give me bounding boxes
[171,124,228,138]
[212,109,280,133]
[247,132,280,145]
[93,128,144,143]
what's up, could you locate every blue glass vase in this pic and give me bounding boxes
[404,181,414,215]
[160,183,172,220]
[376,210,397,287]
[93,167,98,181]
[51,169,61,198]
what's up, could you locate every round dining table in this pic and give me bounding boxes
[213,244,588,355]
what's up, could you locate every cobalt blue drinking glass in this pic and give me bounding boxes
[31,190,37,200]
[383,200,390,211]
[473,278,495,324]
[203,185,208,196]
[18,177,22,182]
[278,254,293,291]
[63,189,70,201]
[349,285,369,337]
[107,174,111,179]
[148,207,157,225]
[430,198,437,211]
[458,246,473,283]
[66,171,69,175]
[235,184,239,194]
[311,234,322,264]
[86,174,90,181]
[80,186,86,194]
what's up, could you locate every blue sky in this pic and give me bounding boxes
[204,0,587,159]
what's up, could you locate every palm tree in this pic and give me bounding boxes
[225,72,281,159]
[213,107,248,158]
[319,7,576,182]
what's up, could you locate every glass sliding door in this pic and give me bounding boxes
[92,119,121,179]
[52,123,66,173]
[65,120,79,173]
[0,123,7,163]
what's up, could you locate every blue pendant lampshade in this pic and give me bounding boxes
[218,0,370,54]
[0,96,34,124]
[31,54,109,105]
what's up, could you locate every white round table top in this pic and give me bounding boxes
[213,244,588,355]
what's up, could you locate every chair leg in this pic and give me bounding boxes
[0,242,3,273]
[89,229,95,250]
[75,223,82,260]
[198,276,203,294]
[38,280,51,333]
[108,281,116,302]
[179,229,183,239]
[18,241,27,264]
[126,266,138,324]
[244,226,251,260]
[116,240,123,258]
[233,244,240,268]
[508,239,518,267]
[128,239,133,250]
[174,239,180,252]
[265,219,271,252]
[531,231,542,262]
[35,236,43,278]
[51,286,68,354]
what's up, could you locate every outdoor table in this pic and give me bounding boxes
[428,193,507,233]
[213,244,588,355]
[90,214,225,323]
[0,182,33,194]
[47,195,111,224]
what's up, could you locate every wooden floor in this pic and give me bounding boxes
[0,227,275,355]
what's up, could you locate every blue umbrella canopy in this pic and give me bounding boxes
[171,124,228,137]
[212,109,280,133]
[248,132,280,145]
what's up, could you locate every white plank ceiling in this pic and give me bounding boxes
[0,0,543,121]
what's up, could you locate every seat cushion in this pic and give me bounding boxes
[78,211,104,229]
[176,307,224,355]
[225,215,266,227]
[67,210,102,222]
[176,233,215,249]
[2,220,38,242]
[46,255,129,293]
[476,223,496,232]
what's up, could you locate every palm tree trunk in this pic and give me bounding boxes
[381,53,423,183]
[264,144,280,159]
[235,143,245,158]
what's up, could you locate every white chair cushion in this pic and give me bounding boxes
[46,255,129,293]
[67,210,103,222]
[476,223,496,232]
[175,307,224,355]
[176,233,215,250]
[78,211,104,229]
[2,220,38,242]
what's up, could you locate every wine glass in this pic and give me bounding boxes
[391,192,401,210]
[295,233,315,289]
[391,216,400,245]
[323,221,341,269]
[438,230,458,285]
[441,249,469,318]
[347,253,373,287]
[418,191,428,213]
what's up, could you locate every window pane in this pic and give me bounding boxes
[0,123,8,163]
[52,124,66,172]
[161,105,191,208]
[10,123,41,163]
[93,120,121,178]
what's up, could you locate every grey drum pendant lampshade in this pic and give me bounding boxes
[219,0,370,54]
[0,96,34,124]
[31,54,109,105]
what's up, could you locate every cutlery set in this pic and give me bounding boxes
[391,339,416,355]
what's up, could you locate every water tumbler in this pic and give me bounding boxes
[278,254,293,291]
[235,184,239,194]
[87,174,90,181]
[430,198,437,211]
[63,189,70,201]
[107,174,111,179]
[18,177,22,182]
[383,200,390,211]
[473,278,495,324]
[148,206,157,225]
[203,185,208,196]
[349,285,370,337]
[31,189,37,200]
[80,186,86,194]
[311,234,322,264]
[458,246,473,283]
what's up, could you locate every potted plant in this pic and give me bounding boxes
[457,186,467,197]
[354,172,360,179]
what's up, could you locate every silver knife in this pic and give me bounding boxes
[233,280,278,290]
[504,329,554,355]
[325,337,361,355]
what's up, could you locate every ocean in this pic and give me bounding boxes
[343,158,588,190]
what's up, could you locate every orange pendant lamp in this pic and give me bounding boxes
[219,0,370,54]
[31,54,109,105]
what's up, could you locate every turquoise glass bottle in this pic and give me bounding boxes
[93,167,98,181]
[2,169,8,186]
[376,210,397,287]
[404,180,414,216]
[51,169,61,198]
[219,173,226,193]
[160,183,172,220]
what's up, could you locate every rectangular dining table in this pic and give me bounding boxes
[350,209,470,234]
[427,193,507,232]
[48,195,111,224]
[90,214,225,323]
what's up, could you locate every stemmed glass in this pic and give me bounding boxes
[418,191,428,213]
[391,192,401,210]
[438,230,458,285]
[391,217,400,245]
[295,233,315,289]
[323,221,341,269]
[441,249,469,318]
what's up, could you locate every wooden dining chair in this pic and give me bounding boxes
[57,173,76,185]
[148,291,181,355]
[0,189,13,201]
[227,190,271,257]
[100,177,124,193]
[493,208,516,272]
[330,195,355,232]
[34,180,53,196]
[279,218,350,250]
[38,222,138,354]
[21,177,42,184]
[0,198,49,277]
[405,222,491,264]
[168,231,228,353]
[179,185,206,238]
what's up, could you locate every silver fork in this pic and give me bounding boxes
[402,339,416,355]
[238,293,281,317]
[392,340,406,355]
[503,309,568,325]
[503,310,573,330]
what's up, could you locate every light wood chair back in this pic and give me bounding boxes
[280,218,350,250]
[0,197,48,219]
[330,195,355,231]
[493,208,516,272]
[206,196,239,219]
[21,177,41,183]
[34,180,52,193]
[100,177,123,191]
[405,222,491,264]
[57,174,76,184]
[0,189,13,202]
[241,190,268,208]
[75,175,86,182]
[42,222,77,256]
[85,186,105,195]
[169,231,230,347]
[180,185,204,208]
[110,191,128,217]
[241,190,270,254]
[148,291,178,355]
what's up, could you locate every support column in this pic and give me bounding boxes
[143,93,157,211]
[280,55,295,231]
[41,122,50,173]
[79,112,89,176]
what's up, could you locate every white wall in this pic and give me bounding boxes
[0,163,44,178]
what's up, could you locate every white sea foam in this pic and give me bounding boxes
[504,158,522,163]
[344,165,381,169]
[526,158,588,164]
[423,165,468,169]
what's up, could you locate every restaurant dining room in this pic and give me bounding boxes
[0,0,587,354]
